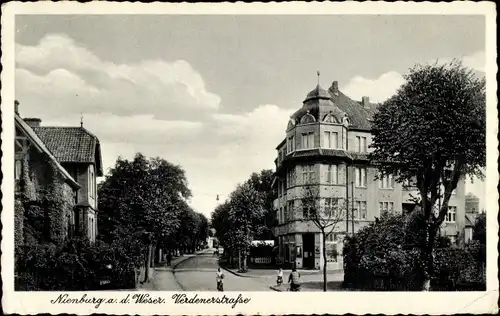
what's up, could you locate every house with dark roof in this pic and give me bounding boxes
[14,101,103,244]
[272,80,466,271]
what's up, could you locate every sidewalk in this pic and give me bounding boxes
[136,249,209,290]
[269,273,346,292]
[221,265,343,280]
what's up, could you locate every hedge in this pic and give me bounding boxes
[15,237,137,291]
[343,212,486,291]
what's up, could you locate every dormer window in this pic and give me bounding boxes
[287,119,296,130]
[300,113,316,124]
[323,113,339,124]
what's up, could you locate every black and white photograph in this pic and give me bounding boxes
[1,2,497,315]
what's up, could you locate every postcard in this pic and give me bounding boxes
[1,1,498,315]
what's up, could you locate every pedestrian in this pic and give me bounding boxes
[288,268,301,291]
[276,268,283,286]
[167,252,172,267]
[216,268,224,291]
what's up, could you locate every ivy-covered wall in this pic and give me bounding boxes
[17,144,77,246]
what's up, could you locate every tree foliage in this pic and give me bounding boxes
[368,60,486,289]
[98,153,207,269]
[343,213,485,291]
[211,170,271,271]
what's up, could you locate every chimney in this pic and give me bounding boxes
[331,81,339,96]
[362,96,370,109]
[15,100,19,115]
[24,118,42,128]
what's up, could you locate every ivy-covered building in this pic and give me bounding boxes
[272,81,466,270]
[14,101,103,246]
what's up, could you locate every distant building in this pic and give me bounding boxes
[272,81,466,270]
[14,101,103,245]
[464,193,480,243]
[465,193,480,214]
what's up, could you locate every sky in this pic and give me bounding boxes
[14,15,487,218]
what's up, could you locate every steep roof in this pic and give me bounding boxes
[33,126,103,176]
[15,115,80,189]
[327,86,381,131]
[465,213,475,227]
[290,81,382,132]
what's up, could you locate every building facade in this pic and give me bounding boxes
[14,101,103,244]
[272,81,466,270]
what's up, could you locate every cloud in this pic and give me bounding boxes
[341,71,405,103]
[16,34,220,120]
[434,50,485,73]
[341,50,486,103]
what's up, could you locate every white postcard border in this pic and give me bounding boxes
[1,2,498,315]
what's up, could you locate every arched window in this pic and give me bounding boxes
[323,113,339,124]
[300,113,316,124]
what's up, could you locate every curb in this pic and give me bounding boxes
[220,267,344,279]
[219,266,268,279]
[269,285,285,292]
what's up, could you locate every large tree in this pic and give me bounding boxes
[98,153,191,281]
[369,60,486,290]
[301,184,347,292]
[244,169,276,240]
[228,182,265,272]
[211,201,233,259]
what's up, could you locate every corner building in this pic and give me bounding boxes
[273,80,466,270]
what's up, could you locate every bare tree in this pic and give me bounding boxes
[301,184,347,292]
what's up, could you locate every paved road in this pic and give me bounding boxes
[173,252,272,291]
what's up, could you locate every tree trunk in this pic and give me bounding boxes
[422,223,437,291]
[243,252,248,271]
[238,249,242,271]
[322,231,327,292]
[143,243,153,283]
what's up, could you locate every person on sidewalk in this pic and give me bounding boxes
[288,268,301,291]
[166,252,172,267]
[216,268,225,291]
[276,268,283,286]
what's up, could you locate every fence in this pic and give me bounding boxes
[251,257,272,264]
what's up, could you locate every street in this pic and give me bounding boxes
[173,252,273,291]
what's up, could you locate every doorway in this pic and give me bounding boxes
[302,233,315,269]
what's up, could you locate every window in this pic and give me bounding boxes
[324,198,335,217]
[287,168,296,188]
[302,132,315,149]
[446,206,457,222]
[287,136,295,154]
[355,167,367,187]
[379,201,394,215]
[378,174,394,189]
[359,201,367,219]
[287,200,295,220]
[323,131,338,149]
[15,159,22,181]
[302,165,315,184]
[355,136,367,153]
[325,165,338,184]
[89,170,95,198]
[354,201,367,219]
[354,201,360,219]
